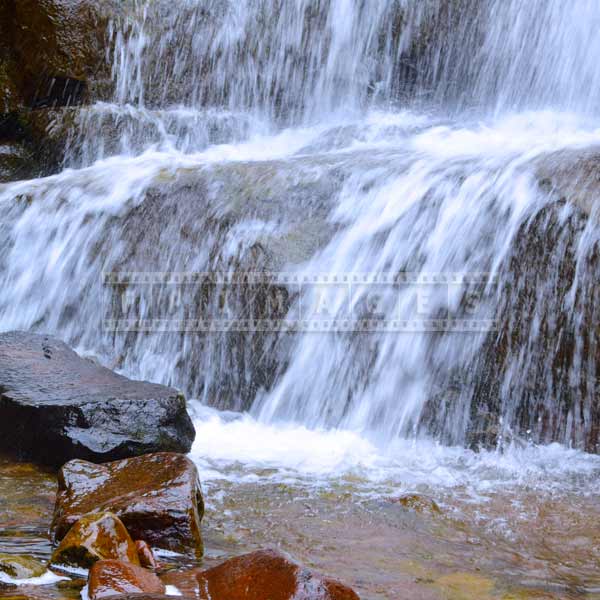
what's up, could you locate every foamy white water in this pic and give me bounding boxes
[0,570,68,586]
[190,406,600,502]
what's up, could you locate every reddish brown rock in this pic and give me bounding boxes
[51,453,204,556]
[135,540,158,570]
[6,0,116,108]
[88,560,165,599]
[88,596,194,600]
[50,512,140,569]
[195,550,360,600]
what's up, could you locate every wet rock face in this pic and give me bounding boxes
[51,453,204,556]
[195,549,360,600]
[420,152,600,453]
[466,196,600,452]
[135,541,158,570]
[2,0,112,109]
[0,553,46,579]
[50,512,140,569]
[88,559,165,599]
[0,0,115,179]
[0,142,36,182]
[93,596,193,600]
[0,331,195,465]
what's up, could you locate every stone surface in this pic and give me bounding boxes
[0,0,117,178]
[135,541,158,570]
[388,494,441,514]
[3,0,114,108]
[51,453,204,556]
[88,596,194,600]
[0,554,46,579]
[50,512,140,569]
[0,331,195,465]
[418,149,600,453]
[195,550,360,600]
[0,143,35,182]
[88,560,165,599]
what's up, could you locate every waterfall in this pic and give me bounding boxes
[2,0,600,452]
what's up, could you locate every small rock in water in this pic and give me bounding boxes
[88,559,165,599]
[388,494,441,514]
[87,596,193,600]
[0,554,46,579]
[57,577,87,590]
[0,331,195,466]
[194,549,360,600]
[51,453,204,556]
[50,512,140,569]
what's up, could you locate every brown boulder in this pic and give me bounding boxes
[89,597,194,600]
[135,541,158,570]
[0,1,117,176]
[195,550,359,600]
[51,453,204,556]
[88,560,165,599]
[5,0,114,108]
[50,512,140,569]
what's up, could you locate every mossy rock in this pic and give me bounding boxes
[0,554,46,579]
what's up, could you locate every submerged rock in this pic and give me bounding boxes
[388,494,441,514]
[88,560,165,599]
[50,512,140,569]
[0,554,46,579]
[51,453,204,556]
[0,331,195,465]
[195,549,360,600]
[91,596,192,600]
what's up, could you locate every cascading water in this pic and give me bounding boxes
[2,0,600,470]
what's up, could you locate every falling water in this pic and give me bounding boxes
[2,0,600,466]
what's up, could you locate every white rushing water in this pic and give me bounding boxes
[2,0,600,492]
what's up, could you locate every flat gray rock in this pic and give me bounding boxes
[0,331,195,466]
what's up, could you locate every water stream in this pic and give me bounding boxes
[2,1,600,597]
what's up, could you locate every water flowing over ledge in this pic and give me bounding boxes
[2,1,600,598]
[2,0,600,482]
